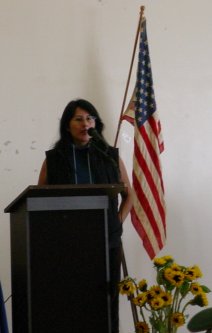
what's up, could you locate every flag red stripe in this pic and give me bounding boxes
[140,125,165,192]
[131,207,156,259]
[159,141,164,153]
[134,138,166,228]
[122,114,134,124]
[148,115,158,137]
[132,171,164,249]
[148,116,164,154]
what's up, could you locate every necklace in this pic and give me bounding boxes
[72,144,93,184]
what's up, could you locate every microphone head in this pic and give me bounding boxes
[88,127,109,152]
[87,127,96,136]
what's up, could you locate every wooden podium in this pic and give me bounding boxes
[5,184,124,333]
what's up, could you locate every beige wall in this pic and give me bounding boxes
[1,1,212,332]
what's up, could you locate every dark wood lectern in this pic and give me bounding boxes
[5,184,124,333]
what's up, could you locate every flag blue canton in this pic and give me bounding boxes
[135,20,156,127]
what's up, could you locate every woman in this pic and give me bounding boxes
[38,98,132,333]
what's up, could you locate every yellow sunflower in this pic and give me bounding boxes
[149,285,163,297]
[191,292,208,307]
[170,263,181,272]
[160,291,172,306]
[171,312,185,327]
[164,268,185,287]
[119,279,135,296]
[133,292,147,307]
[138,279,148,292]
[153,255,172,267]
[190,282,203,295]
[185,265,202,281]
[149,296,164,310]
[135,321,149,333]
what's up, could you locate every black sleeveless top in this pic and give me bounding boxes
[45,143,122,248]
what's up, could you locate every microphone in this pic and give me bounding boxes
[88,127,119,173]
[88,128,109,151]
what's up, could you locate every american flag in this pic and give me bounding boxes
[123,18,166,259]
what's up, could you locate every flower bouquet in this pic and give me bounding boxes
[119,255,210,333]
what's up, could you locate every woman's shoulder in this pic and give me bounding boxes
[107,145,119,159]
[46,148,56,155]
[45,146,63,157]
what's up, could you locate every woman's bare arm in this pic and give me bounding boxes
[118,157,132,223]
[38,159,47,185]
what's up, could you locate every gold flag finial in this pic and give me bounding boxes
[140,6,145,17]
[114,5,145,147]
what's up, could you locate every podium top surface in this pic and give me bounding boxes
[4,183,126,213]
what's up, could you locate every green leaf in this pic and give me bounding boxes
[164,281,175,292]
[157,269,164,285]
[180,281,190,296]
[157,321,167,333]
[201,285,211,293]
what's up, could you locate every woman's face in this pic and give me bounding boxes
[68,107,96,146]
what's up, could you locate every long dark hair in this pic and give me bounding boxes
[54,99,104,149]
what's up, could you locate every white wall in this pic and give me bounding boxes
[1,1,212,332]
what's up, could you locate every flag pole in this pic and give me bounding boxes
[114,6,145,147]
[121,242,139,326]
[115,6,145,330]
